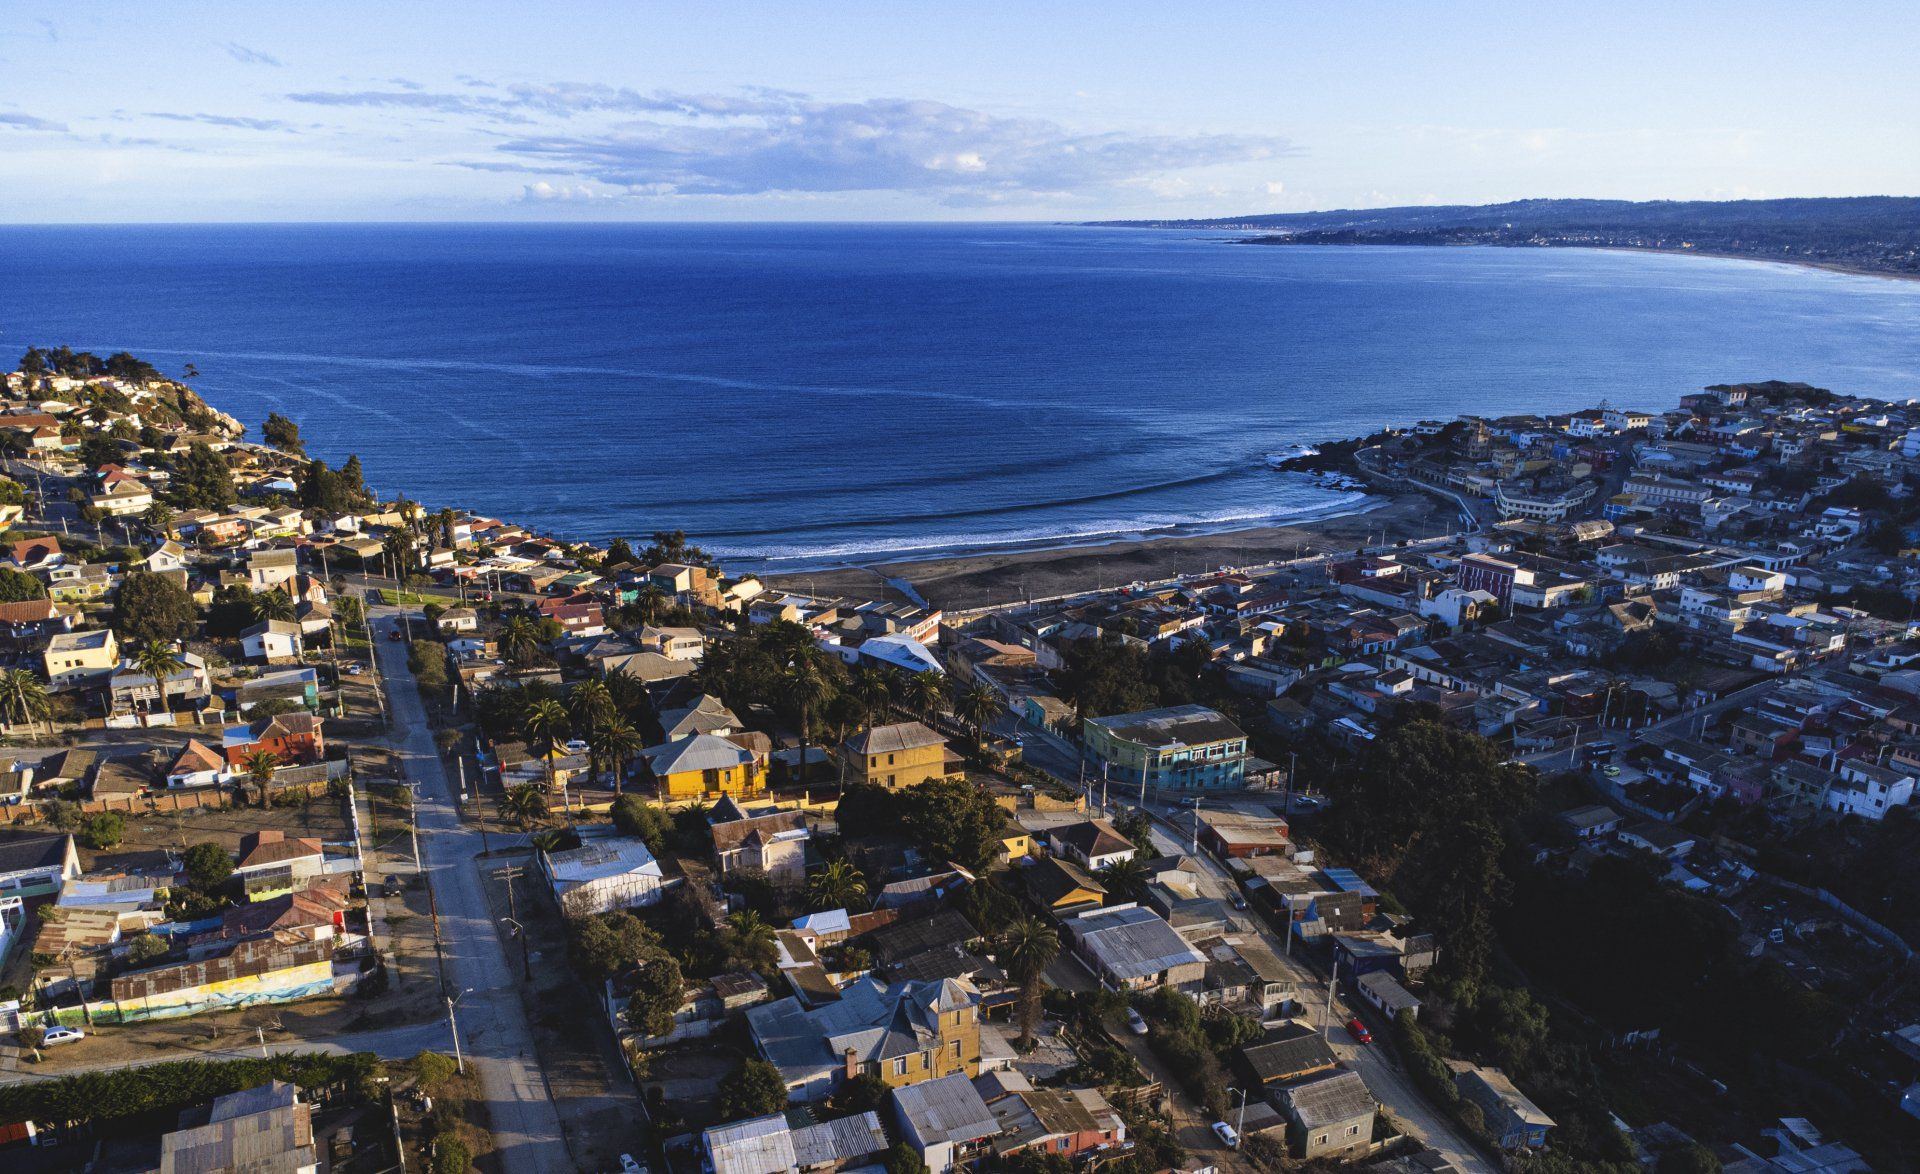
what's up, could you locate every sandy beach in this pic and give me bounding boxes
[768,491,1455,612]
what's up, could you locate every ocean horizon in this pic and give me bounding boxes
[4,222,1920,573]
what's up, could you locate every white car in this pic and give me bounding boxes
[40,1026,84,1046]
[1126,1008,1150,1036]
[1211,1121,1240,1149]
[619,1156,646,1174]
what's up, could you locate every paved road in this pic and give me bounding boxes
[368,602,574,1173]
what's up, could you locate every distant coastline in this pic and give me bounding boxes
[1237,238,1920,285]
[1088,195,1920,280]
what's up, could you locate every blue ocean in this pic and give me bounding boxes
[4,223,1920,571]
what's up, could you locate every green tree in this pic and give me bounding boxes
[715,1058,789,1122]
[171,443,235,510]
[623,954,686,1038]
[998,917,1060,1047]
[81,811,125,850]
[133,640,185,718]
[568,911,660,981]
[413,1050,459,1090]
[1098,856,1149,903]
[249,589,296,623]
[0,567,47,602]
[782,660,834,785]
[806,860,869,912]
[409,639,449,691]
[883,1141,929,1174]
[113,570,198,645]
[499,615,543,669]
[0,668,52,737]
[262,412,304,454]
[722,910,778,973]
[242,751,280,807]
[594,718,645,795]
[500,783,547,829]
[906,670,946,723]
[1657,1143,1722,1174]
[430,1132,470,1174]
[521,698,571,797]
[611,795,673,853]
[955,682,1000,750]
[183,841,234,891]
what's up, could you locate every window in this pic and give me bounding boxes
[950,1040,962,1059]
[892,1058,908,1077]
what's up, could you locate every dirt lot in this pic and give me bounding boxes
[87,797,353,872]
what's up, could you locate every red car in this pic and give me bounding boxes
[1345,1017,1372,1045]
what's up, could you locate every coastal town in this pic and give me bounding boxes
[2,347,1920,1174]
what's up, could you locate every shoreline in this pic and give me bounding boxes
[1230,236,1920,285]
[767,491,1455,611]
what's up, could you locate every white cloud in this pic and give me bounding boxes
[290,83,1292,203]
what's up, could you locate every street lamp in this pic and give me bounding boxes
[1227,1086,1249,1147]
[444,986,474,1074]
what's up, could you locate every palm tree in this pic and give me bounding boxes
[522,698,571,799]
[1098,856,1149,904]
[596,718,645,795]
[806,860,869,912]
[242,750,280,807]
[249,589,296,623]
[906,670,946,725]
[602,665,649,720]
[0,669,51,738]
[132,640,184,723]
[782,660,834,788]
[568,680,616,741]
[955,683,1001,751]
[501,783,547,828]
[998,917,1060,1048]
[637,583,668,626]
[852,667,895,730]
[499,615,542,669]
[725,909,777,969]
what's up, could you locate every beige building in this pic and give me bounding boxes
[44,628,120,689]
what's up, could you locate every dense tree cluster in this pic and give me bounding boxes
[169,443,236,510]
[834,779,1009,873]
[262,411,304,454]
[297,454,371,514]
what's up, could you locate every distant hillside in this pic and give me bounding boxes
[1088,197,1920,276]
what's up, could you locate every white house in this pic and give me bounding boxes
[541,833,664,915]
[240,619,304,663]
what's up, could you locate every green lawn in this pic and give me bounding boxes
[379,588,463,607]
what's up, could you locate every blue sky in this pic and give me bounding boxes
[2,2,1916,221]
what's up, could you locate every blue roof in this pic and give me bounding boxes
[1321,868,1378,897]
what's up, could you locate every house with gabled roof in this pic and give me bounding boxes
[710,799,810,885]
[746,975,983,1102]
[642,732,768,803]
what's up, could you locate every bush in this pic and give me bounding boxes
[413,1051,458,1090]
[430,1132,471,1174]
[81,811,124,850]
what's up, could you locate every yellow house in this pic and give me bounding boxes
[641,732,768,804]
[1023,856,1107,915]
[842,721,960,790]
[996,833,1038,866]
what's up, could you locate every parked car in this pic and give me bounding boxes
[1210,1121,1240,1149]
[343,663,365,676]
[40,1026,84,1047]
[1231,895,1249,911]
[1126,1008,1150,1036]
[1345,1017,1372,1045]
[619,1156,646,1174]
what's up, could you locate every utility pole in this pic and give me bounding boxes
[1229,1086,1248,1144]
[1323,954,1339,1039]
[1190,794,1202,857]
[407,781,422,873]
[444,990,465,1075]
[494,865,531,978]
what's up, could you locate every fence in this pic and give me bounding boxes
[1762,874,1915,962]
[0,787,231,825]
